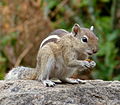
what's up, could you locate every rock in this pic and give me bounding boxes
[0,80,120,105]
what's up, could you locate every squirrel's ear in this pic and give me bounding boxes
[72,23,81,36]
[90,26,94,31]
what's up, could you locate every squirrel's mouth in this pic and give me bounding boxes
[86,51,93,55]
[87,52,93,55]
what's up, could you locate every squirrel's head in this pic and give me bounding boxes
[72,23,99,56]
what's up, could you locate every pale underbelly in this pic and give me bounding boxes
[49,63,78,79]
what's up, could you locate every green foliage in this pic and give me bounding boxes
[0,1,6,6]
[91,16,119,80]
[92,33,119,80]
[0,32,19,48]
[0,56,6,79]
[0,32,19,79]
[44,0,120,80]
[0,0,119,80]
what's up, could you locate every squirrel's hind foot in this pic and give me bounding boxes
[75,79,86,84]
[60,78,86,84]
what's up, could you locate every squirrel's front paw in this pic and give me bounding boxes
[82,60,96,69]
[90,61,96,68]
[81,61,91,69]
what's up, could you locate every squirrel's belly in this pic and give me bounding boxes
[49,55,78,79]
[62,67,77,78]
[50,62,77,79]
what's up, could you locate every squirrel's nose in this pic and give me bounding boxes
[92,49,98,54]
[93,50,97,53]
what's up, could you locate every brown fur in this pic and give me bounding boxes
[41,29,69,48]
[5,24,98,87]
[49,29,69,37]
[36,28,98,86]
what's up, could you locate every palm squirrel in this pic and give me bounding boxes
[5,24,98,87]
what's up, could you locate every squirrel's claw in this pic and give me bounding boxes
[90,61,96,68]
[76,79,86,84]
[42,80,56,87]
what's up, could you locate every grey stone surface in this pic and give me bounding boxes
[0,80,120,105]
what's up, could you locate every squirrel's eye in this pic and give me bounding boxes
[81,37,88,43]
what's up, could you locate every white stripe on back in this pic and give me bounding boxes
[40,35,60,48]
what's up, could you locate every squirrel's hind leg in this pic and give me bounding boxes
[40,57,56,87]
[37,48,56,87]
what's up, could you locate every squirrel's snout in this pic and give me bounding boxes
[93,49,97,54]
[87,47,98,55]
[92,48,99,54]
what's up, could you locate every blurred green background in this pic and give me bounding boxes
[0,0,120,80]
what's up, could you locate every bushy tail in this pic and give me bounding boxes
[5,66,37,80]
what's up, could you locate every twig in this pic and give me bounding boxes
[14,44,33,67]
